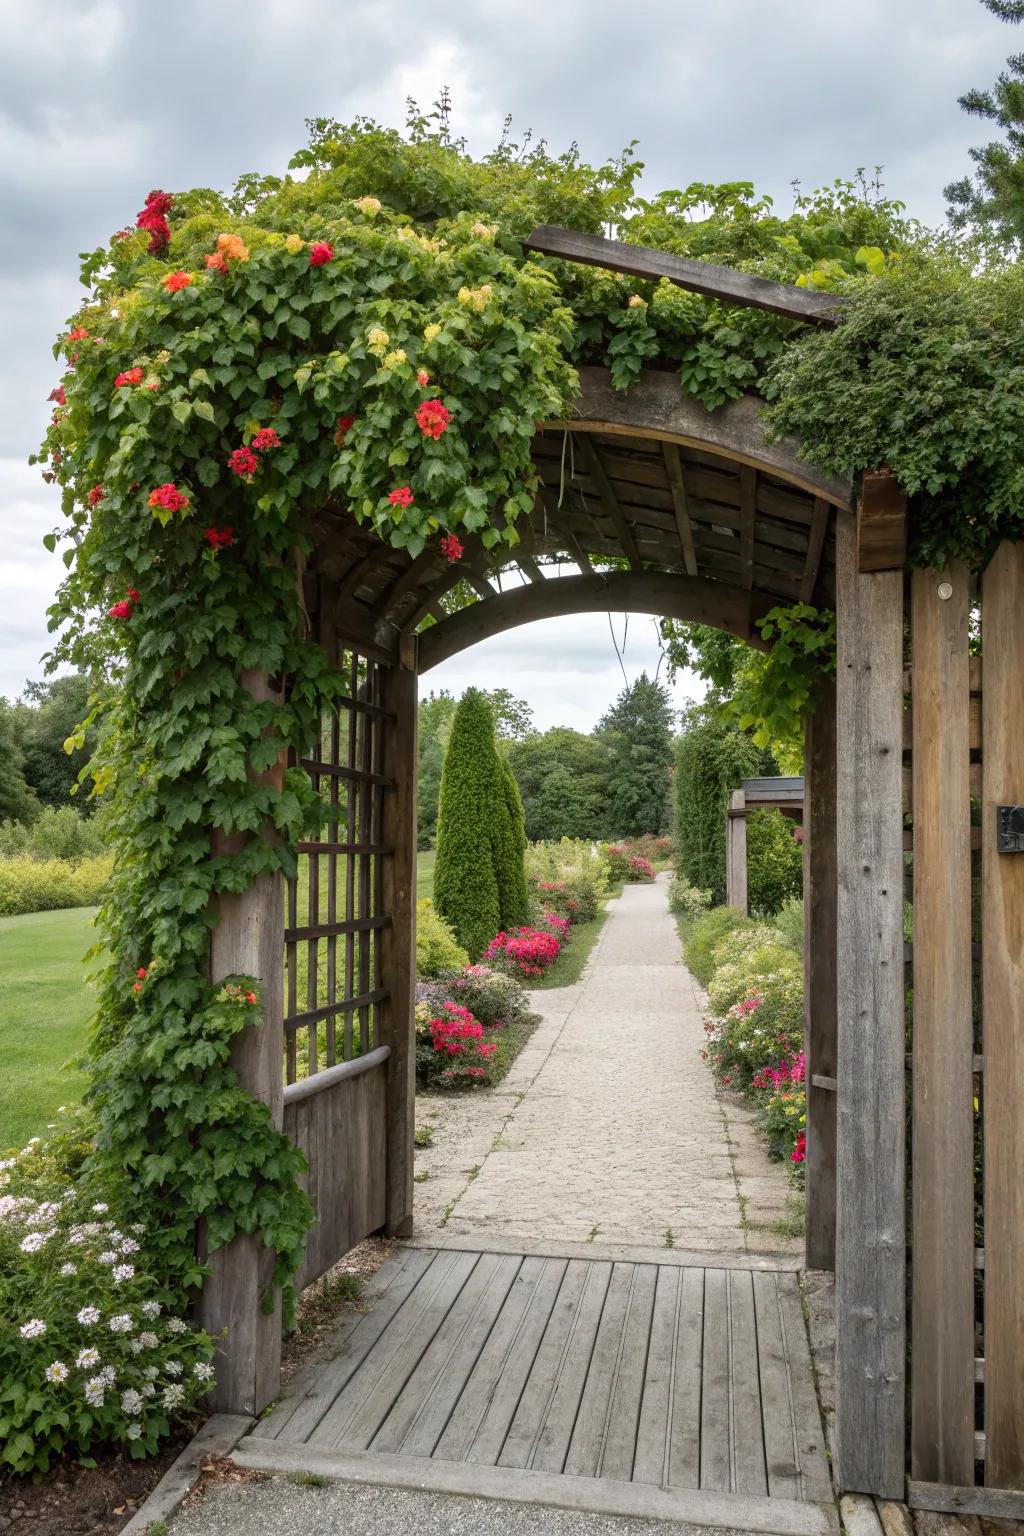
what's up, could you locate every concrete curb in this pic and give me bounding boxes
[120,1413,254,1535]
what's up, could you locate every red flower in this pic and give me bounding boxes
[48,386,66,405]
[416,369,430,387]
[415,398,452,440]
[114,368,144,388]
[440,533,464,563]
[136,189,172,255]
[87,485,104,507]
[163,270,192,292]
[66,327,89,342]
[791,1132,806,1165]
[309,241,334,266]
[388,486,414,507]
[205,251,229,275]
[112,229,131,242]
[108,599,135,620]
[228,446,259,479]
[136,967,148,980]
[251,426,280,451]
[334,415,355,446]
[132,981,142,993]
[245,990,257,1005]
[127,587,140,601]
[147,482,189,514]
[204,526,234,549]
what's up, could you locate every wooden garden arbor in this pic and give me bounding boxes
[202,230,1024,1517]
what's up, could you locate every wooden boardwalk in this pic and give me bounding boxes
[236,1245,836,1534]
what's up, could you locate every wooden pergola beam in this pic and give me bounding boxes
[575,435,643,569]
[857,468,907,573]
[661,442,698,577]
[525,226,842,326]
[739,465,757,591]
[418,568,768,672]
[801,497,830,603]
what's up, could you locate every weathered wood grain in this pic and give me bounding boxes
[981,542,1024,1490]
[909,564,975,1487]
[726,790,748,914]
[856,470,907,573]
[834,510,906,1499]
[804,685,838,1272]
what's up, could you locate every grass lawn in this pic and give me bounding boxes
[0,907,98,1149]
[416,848,435,900]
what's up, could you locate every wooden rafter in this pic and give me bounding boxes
[575,435,643,569]
[535,486,593,574]
[800,498,830,603]
[525,227,841,326]
[661,443,698,577]
[739,465,757,591]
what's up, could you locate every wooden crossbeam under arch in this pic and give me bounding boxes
[416,569,770,673]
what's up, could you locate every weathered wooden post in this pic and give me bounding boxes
[803,681,838,1272]
[200,668,285,1416]
[726,788,747,913]
[834,507,906,1498]
[379,661,418,1238]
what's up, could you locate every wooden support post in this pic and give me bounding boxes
[981,542,1024,1490]
[379,663,418,1239]
[201,669,285,1417]
[804,681,838,1272]
[910,563,975,1487]
[726,789,747,913]
[834,509,906,1499]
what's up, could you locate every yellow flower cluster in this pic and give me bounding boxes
[471,222,496,240]
[366,327,390,356]
[354,196,382,215]
[382,349,407,370]
[627,293,647,309]
[284,234,304,254]
[457,283,493,313]
[423,323,442,342]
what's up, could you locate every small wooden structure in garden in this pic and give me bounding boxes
[164,229,1020,1516]
[724,774,804,913]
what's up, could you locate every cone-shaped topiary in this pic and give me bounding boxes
[496,760,530,929]
[433,689,503,959]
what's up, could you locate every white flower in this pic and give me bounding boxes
[98,1251,117,1266]
[20,1319,46,1338]
[60,1263,78,1277]
[193,1362,214,1382]
[164,1360,183,1378]
[130,1339,144,1355]
[77,1306,100,1326]
[26,1137,41,1147]
[142,1382,156,1398]
[165,1318,188,1335]
[45,1361,69,1383]
[0,1159,14,1171]
[91,1203,108,1214]
[140,1301,160,1319]
[138,1331,159,1349]
[20,1231,51,1253]
[142,1365,159,1380]
[112,1264,135,1284]
[76,1348,100,1369]
[127,1422,142,1440]
[34,1202,60,1224]
[98,1365,116,1386]
[108,1314,133,1334]
[131,1224,145,1236]
[107,1227,124,1241]
[162,1384,185,1409]
[119,1238,140,1255]
[85,1377,106,1407]
[68,1231,86,1246]
[57,1105,67,1112]
[121,1388,144,1414]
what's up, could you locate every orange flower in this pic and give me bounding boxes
[217,232,249,263]
[163,271,192,292]
[205,252,229,275]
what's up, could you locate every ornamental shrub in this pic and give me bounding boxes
[0,808,106,863]
[496,762,530,931]
[0,855,112,916]
[673,703,773,903]
[772,896,805,956]
[0,1117,214,1475]
[424,963,528,1030]
[415,899,469,977]
[668,877,712,922]
[485,925,561,978]
[413,1000,499,1090]
[746,808,803,918]
[680,906,757,987]
[706,944,801,1017]
[703,972,804,1088]
[626,855,656,882]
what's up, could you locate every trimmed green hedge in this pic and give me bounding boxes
[0,856,112,916]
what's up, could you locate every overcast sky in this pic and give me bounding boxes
[0,0,1008,729]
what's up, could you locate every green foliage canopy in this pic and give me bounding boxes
[597,673,675,838]
[673,701,774,902]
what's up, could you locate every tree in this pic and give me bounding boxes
[597,673,674,838]
[506,727,611,841]
[433,689,527,959]
[417,687,532,847]
[0,701,39,824]
[673,700,774,901]
[945,0,1024,245]
[497,762,530,928]
[15,674,95,812]
[747,808,803,916]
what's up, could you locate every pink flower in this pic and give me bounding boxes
[440,532,463,563]
[415,398,452,440]
[417,369,430,387]
[388,486,414,508]
[791,1133,806,1164]
[147,483,189,515]
[251,426,280,452]
[309,242,334,266]
[227,446,259,479]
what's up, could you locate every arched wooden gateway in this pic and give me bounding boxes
[201,231,1024,1516]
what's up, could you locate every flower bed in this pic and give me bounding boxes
[485,924,562,978]
[414,1000,499,1089]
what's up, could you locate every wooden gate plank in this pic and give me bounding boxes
[311,1250,478,1448]
[371,1253,520,1454]
[701,1268,733,1492]
[499,1259,611,1471]
[728,1270,769,1497]
[804,682,838,1272]
[752,1271,802,1502]
[910,563,975,1487]
[981,542,1024,1490]
[441,1257,568,1465]
[834,508,907,1499]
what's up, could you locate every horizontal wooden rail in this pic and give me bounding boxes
[295,841,394,856]
[811,1074,838,1093]
[285,987,389,1032]
[298,758,395,789]
[283,1044,391,1107]
[285,915,391,942]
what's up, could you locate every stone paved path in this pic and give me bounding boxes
[414,877,801,1258]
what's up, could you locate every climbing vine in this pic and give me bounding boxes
[35,108,1017,1308]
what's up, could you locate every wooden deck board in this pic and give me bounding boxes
[261,1245,834,1526]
